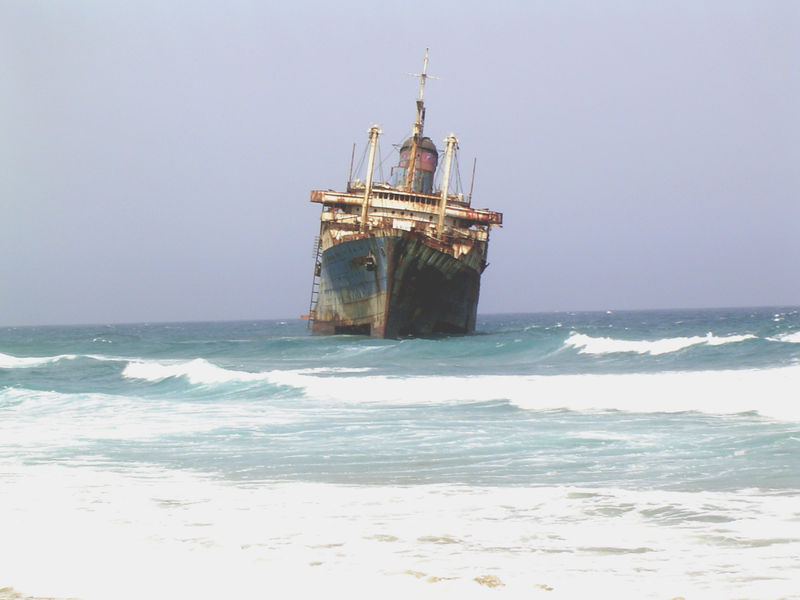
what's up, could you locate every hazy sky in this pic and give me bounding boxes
[2,0,798,326]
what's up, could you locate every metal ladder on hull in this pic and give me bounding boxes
[306,235,322,330]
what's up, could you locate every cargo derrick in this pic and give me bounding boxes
[307,50,502,338]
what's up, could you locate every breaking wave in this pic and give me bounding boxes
[503,366,800,421]
[0,352,128,369]
[115,356,800,421]
[121,358,367,386]
[771,331,800,343]
[0,386,302,447]
[564,332,756,355]
[258,365,800,422]
[0,352,79,368]
[122,358,274,385]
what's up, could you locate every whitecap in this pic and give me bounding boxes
[769,331,800,344]
[564,332,756,355]
[0,352,77,369]
[565,333,706,355]
[705,333,757,345]
[295,367,373,375]
[270,366,800,421]
[122,358,274,385]
[506,366,800,421]
[0,387,300,446]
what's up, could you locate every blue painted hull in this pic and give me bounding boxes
[311,232,482,338]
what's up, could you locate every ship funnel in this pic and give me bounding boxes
[393,137,438,193]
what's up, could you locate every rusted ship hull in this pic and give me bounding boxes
[311,231,484,338]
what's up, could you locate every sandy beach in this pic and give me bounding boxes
[0,588,77,600]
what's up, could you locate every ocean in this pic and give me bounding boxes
[2,308,799,599]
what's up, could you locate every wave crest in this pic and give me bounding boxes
[247,366,800,421]
[771,331,800,344]
[565,332,756,356]
[121,358,275,385]
[505,366,800,420]
[0,352,77,369]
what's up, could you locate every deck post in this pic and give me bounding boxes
[437,134,458,237]
[359,125,382,233]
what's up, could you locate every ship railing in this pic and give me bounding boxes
[322,212,489,243]
[311,189,502,227]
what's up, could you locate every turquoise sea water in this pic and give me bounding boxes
[2,308,800,599]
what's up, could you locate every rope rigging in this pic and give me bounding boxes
[453,149,464,196]
[351,141,368,184]
[350,126,469,196]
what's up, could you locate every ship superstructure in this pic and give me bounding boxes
[307,50,502,338]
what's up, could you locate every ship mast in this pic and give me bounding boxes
[405,48,437,192]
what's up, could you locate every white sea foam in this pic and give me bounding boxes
[564,331,756,355]
[113,356,800,421]
[0,352,126,369]
[122,358,275,384]
[296,366,373,374]
[504,367,800,421]
[705,332,757,345]
[2,461,798,600]
[6,366,798,455]
[268,365,800,421]
[770,331,800,343]
[121,359,373,386]
[0,387,299,448]
[0,352,77,368]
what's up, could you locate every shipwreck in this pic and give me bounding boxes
[307,50,502,338]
